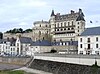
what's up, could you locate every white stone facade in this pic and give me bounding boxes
[78,35,100,55]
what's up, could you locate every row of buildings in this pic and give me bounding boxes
[1,9,100,56]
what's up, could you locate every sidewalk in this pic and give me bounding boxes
[15,67,53,74]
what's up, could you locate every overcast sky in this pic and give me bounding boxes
[0,0,100,32]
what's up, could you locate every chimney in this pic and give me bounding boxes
[56,13,60,16]
[71,10,74,14]
[79,8,82,14]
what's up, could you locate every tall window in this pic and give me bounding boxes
[87,44,90,49]
[64,22,66,26]
[96,37,98,42]
[61,23,63,27]
[96,44,98,48]
[87,38,90,42]
[77,22,79,24]
[72,21,73,25]
[57,23,59,27]
[40,24,41,27]
[80,44,82,48]
[80,38,82,42]
[68,22,70,26]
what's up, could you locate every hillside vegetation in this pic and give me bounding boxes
[5,28,32,34]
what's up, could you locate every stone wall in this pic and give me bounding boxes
[3,32,33,40]
[0,57,31,65]
[30,59,100,74]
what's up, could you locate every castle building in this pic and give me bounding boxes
[50,9,85,42]
[33,9,85,42]
[33,20,51,41]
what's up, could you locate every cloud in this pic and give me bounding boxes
[20,0,47,7]
[18,22,28,26]
[0,0,100,32]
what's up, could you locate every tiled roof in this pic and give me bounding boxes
[19,37,33,44]
[81,27,100,36]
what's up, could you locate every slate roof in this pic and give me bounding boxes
[0,38,16,46]
[81,27,100,36]
[32,40,52,46]
[32,40,78,46]
[52,41,78,46]
[76,13,85,21]
[19,37,33,44]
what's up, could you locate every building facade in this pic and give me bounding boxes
[78,27,100,55]
[50,9,85,42]
[32,9,85,42]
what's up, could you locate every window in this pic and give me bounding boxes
[80,38,82,42]
[86,51,91,55]
[71,27,74,30]
[64,28,66,30]
[57,23,59,27]
[87,38,90,42]
[39,31,41,35]
[40,25,41,27]
[68,28,70,30]
[80,44,82,48]
[61,23,63,27]
[96,44,98,48]
[68,22,70,26]
[78,26,79,28]
[78,30,79,32]
[72,21,73,25]
[96,37,98,42]
[11,48,12,51]
[95,51,99,55]
[77,22,79,24]
[57,29,59,31]
[45,25,47,27]
[64,22,66,26]
[87,44,90,49]
[80,51,83,54]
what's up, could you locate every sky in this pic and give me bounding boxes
[0,0,100,32]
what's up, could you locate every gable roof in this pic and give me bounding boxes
[81,27,100,36]
[19,37,32,44]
